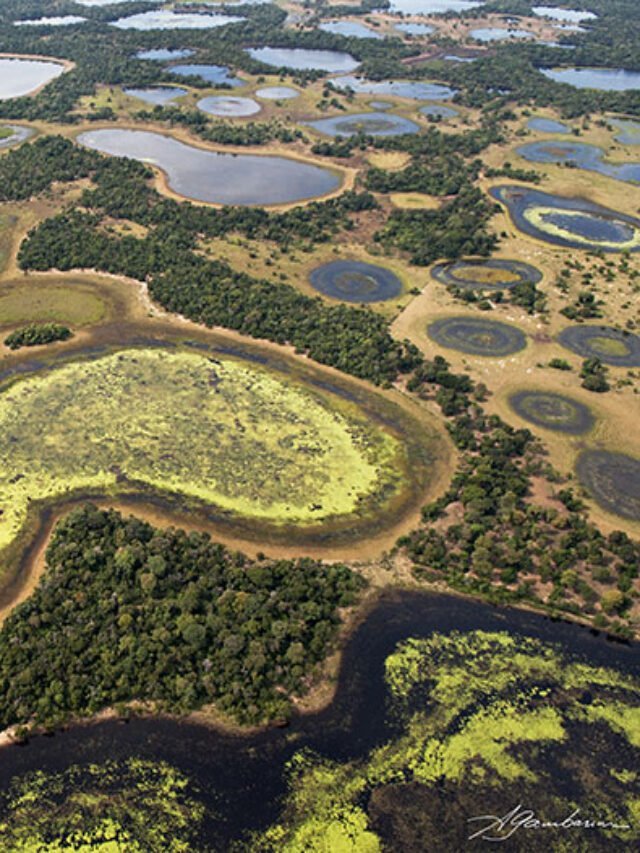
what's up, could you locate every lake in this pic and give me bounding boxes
[0,58,66,100]
[77,129,341,206]
[112,9,243,31]
[197,96,261,117]
[246,47,360,72]
[541,67,640,91]
[124,87,188,106]
[0,590,635,850]
[169,64,242,87]
[527,116,571,133]
[333,75,456,100]
[306,111,420,137]
[319,21,382,39]
[532,6,597,23]
[470,27,534,42]
[517,140,640,184]
[490,185,640,251]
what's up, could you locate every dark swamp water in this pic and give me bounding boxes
[0,590,637,850]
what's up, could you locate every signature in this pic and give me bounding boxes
[468,804,631,842]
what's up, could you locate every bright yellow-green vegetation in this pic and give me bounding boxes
[589,335,632,357]
[524,206,640,250]
[256,631,640,851]
[0,758,204,852]
[389,192,440,210]
[453,265,520,285]
[0,347,404,551]
[0,280,108,327]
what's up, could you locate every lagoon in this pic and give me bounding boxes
[77,129,341,206]
[0,59,66,100]
[246,47,359,73]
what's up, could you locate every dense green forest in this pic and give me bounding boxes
[0,505,364,732]
[4,322,72,349]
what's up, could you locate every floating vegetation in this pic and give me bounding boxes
[509,390,595,434]
[309,260,403,303]
[0,758,205,852]
[558,325,640,366]
[431,258,542,290]
[576,450,640,521]
[427,316,527,356]
[257,631,640,851]
[490,186,640,252]
[0,347,409,551]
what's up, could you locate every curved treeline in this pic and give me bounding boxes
[0,505,365,730]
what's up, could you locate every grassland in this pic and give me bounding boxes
[0,279,108,328]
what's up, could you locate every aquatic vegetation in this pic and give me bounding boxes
[0,279,109,326]
[427,316,527,356]
[309,260,403,303]
[306,113,420,138]
[558,325,640,367]
[0,758,205,851]
[490,186,640,252]
[576,450,640,521]
[508,390,595,434]
[431,258,542,290]
[257,631,640,850]
[0,347,409,553]
[517,140,640,184]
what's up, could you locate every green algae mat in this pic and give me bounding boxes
[0,346,424,556]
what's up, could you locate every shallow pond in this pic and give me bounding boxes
[168,64,242,87]
[610,118,640,145]
[557,325,640,367]
[309,260,403,302]
[389,0,481,12]
[527,116,571,133]
[0,590,636,850]
[509,390,595,435]
[255,86,299,100]
[135,48,194,61]
[0,125,34,150]
[197,96,261,117]
[490,185,640,252]
[420,103,458,118]
[427,316,527,356]
[517,140,640,184]
[431,258,542,290]
[0,58,66,100]
[124,87,188,106]
[395,22,434,35]
[77,128,341,206]
[470,27,533,42]
[532,6,597,23]
[319,21,382,39]
[112,9,243,30]
[577,450,640,521]
[306,111,420,137]
[333,75,456,100]
[246,47,360,72]
[14,15,86,27]
[541,67,640,91]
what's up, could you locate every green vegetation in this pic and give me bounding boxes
[0,504,364,729]
[580,357,611,392]
[0,280,108,327]
[4,322,72,349]
[256,631,640,851]
[0,758,205,852]
[0,347,406,551]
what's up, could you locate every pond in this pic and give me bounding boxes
[319,21,382,39]
[255,86,299,100]
[0,590,636,850]
[420,104,458,119]
[490,185,640,252]
[112,9,243,30]
[389,0,481,12]
[135,48,195,61]
[508,390,595,435]
[427,316,527,356]
[541,67,640,91]
[431,258,542,290]
[308,260,403,302]
[124,87,188,106]
[14,15,86,27]
[333,75,456,100]
[527,116,571,133]
[197,96,261,117]
[532,6,597,23]
[610,118,640,145]
[77,129,342,206]
[470,27,534,42]
[395,22,434,35]
[0,58,66,100]
[169,64,242,87]
[576,450,640,521]
[557,325,640,367]
[306,111,420,137]
[517,140,640,184]
[0,125,34,150]
[246,47,360,73]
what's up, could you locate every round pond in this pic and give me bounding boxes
[309,260,403,303]
[427,316,527,357]
[197,96,261,117]
[306,112,420,137]
[508,390,595,434]
[431,258,542,291]
[557,325,640,367]
[576,450,640,521]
